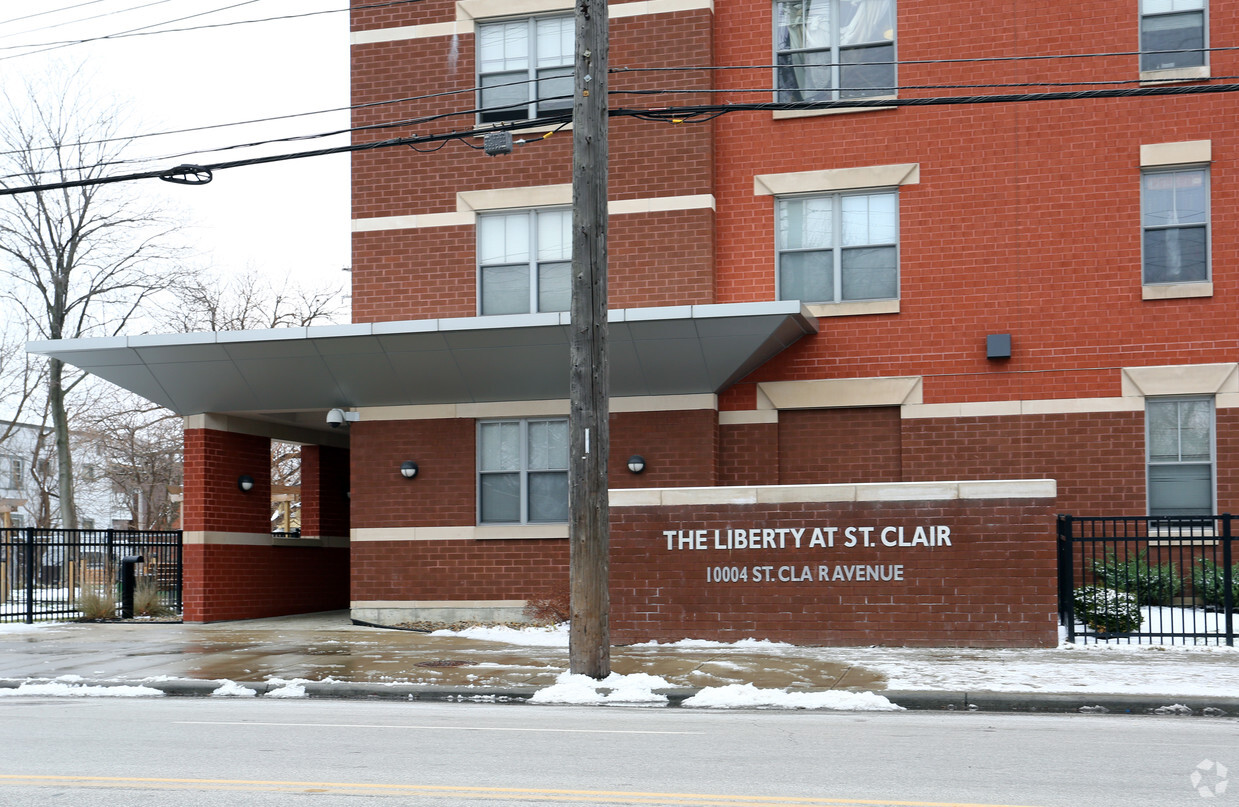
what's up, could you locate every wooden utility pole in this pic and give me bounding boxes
[568,0,611,679]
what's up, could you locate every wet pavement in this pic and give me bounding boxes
[0,612,882,692]
[2,611,1238,714]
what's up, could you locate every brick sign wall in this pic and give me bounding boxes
[610,481,1059,647]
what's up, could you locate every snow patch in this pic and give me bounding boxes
[212,680,257,697]
[265,678,309,698]
[529,671,672,705]
[683,684,903,711]
[430,623,569,647]
[0,682,163,698]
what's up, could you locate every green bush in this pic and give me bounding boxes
[1090,551,1182,606]
[1192,559,1239,609]
[1073,586,1143,634]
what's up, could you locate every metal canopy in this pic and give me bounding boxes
[28,302,817,430]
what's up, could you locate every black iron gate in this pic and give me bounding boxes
[1057,515,1235,645]
[0,528,182,624]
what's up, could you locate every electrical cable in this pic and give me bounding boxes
[0,0,109,28]
[0,0,423,61]
[4,81,1239,198]
[0,0,180,41]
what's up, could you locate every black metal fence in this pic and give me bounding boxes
[1058,515,1235,645]
[0,528,182,624]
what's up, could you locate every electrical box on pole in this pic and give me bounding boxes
[568,0,611,679]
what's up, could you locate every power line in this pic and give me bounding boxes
[4,81,1238,198]
[0,0,179,41]
[0,0,423,61]
[0,0,110,28]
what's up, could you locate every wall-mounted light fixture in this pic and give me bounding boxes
[400,461,419,479]
[237,474,255,492]
[627,455,646,474]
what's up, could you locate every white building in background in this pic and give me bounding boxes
[0,421,128,530]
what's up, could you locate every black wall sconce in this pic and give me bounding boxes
[400,461,419,479]
[237,474,255,492]
[627,455,646,474]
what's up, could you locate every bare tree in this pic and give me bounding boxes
[0,69,185,528]
[163,268,345,333]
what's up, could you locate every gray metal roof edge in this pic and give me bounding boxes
[26,302,819,357]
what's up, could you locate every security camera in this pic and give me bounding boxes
[326,408,359,428]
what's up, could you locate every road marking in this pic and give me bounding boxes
[0,775,1051,807]
[175,720,704,735]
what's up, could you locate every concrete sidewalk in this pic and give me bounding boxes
[1,611,1237,715]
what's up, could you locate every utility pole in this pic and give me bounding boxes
[568,0,610,679]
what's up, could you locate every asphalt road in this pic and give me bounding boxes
[0,698,1234,806]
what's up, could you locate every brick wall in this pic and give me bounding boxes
[611,487,1059,647]
[610,410,717,489]
[183,429,270,534]
[183,544,349,622]
[351,539,567,602]
[779,408,902,485]
[901,412,1148,515]
[719,422,779,487]
[349,419,478,529]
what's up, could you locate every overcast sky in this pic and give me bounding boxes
[0,0,352,293]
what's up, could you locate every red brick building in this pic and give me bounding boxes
[33,0,1236,645]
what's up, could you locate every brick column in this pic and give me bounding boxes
[301,445,350,539]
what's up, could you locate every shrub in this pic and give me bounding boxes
[133,577,173,618]
[1090,551,1181,606]
[76,585,116,620]
[1072,586,1143,634]
[1192,559,1239,609]
[523,585,570,625]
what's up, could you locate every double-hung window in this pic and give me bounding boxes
[478,208,571,315]
[1142,167,1208,285]
[477,16,573,124]
[1140,0,1206,73]
[775,0,895,102]
[1147,397,1214,516]
[6,458,22,490]
[776,190,898,303]
[478,419,569,524]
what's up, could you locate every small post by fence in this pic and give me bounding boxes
[1224,514,1235,647]
[23,528,34,624]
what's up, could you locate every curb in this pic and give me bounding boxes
[2,678,1236,715]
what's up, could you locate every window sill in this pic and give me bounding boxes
[1142,281,1212,300]
[473,523,569,540]
[805,299,899,318]
[1140,65,1210,85]
[773,97,897,120]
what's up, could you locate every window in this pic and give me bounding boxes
[478,208,571,315]
[477,16,573,124]
[1141,0,1206,72]
[775,0,895,102]
[1142,167,1208,284]
[6,458,22,490]
[776,190,898,303]
[81,518,95,530]
[478,419,569,524]
[1147,398,1214,516]
[8,514,23,528]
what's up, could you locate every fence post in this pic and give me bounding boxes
[23,527,34,625]
[175,532,183,613]
[1223,514,1234,648]
[1058,515,1075,643]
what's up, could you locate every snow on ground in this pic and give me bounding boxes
[430,623,569,647]
[0,682,162,697]
[530,671,672,705]
[0,622,58,633]
[683,684,902,711]
[265,678,309,698]
[211,680,257,697]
